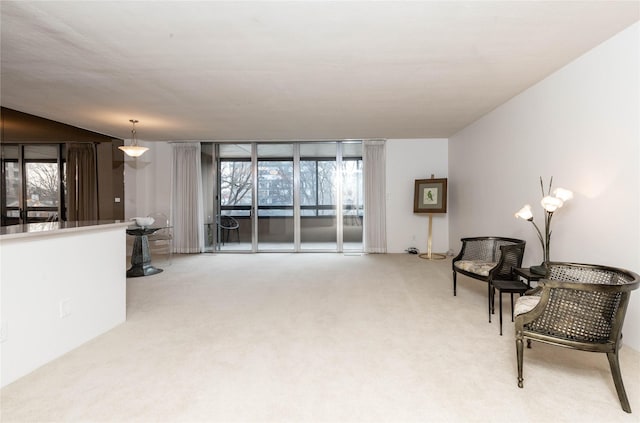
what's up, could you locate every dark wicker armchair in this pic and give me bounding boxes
[452,236,526,322]
[514,262,639,413]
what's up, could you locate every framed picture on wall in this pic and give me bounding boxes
[414,178,447,213]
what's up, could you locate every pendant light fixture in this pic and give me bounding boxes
[118,119,149,158]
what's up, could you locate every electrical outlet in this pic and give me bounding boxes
[0,320,7,343]
[59,299,71,318]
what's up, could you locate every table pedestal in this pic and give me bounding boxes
[127,230,163,277]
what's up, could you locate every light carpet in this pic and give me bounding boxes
[1,253,639,422]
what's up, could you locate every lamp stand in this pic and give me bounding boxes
[419,213,446,260]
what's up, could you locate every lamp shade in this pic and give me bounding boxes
[515,204,533,220]
[541,196,563,212]
[553,187,574,202]
[118,145,149,158]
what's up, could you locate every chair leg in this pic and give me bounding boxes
[488,283,492,323]
[516,336,524,388]
[510,293,514,322]
[493,286,497,314]
[607,351,632,413]
[453,271,457,296]
[499,290,504,335]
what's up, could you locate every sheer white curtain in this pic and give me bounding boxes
[363,139,387,253]
[171,143,204,253]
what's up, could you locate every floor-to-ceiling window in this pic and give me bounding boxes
[216,143,253,251]
[1,144,64,226]
[207,141,362,253]
[257,144,294,251]
[300,142,338,251]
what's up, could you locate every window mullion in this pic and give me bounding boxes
[336,142,343,251]
[315,160,319,216]
[293,143,301,250]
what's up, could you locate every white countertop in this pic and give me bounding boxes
[0,220,131,241]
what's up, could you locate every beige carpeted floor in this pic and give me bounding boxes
[1,253,639,422]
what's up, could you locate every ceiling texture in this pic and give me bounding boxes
[1,1,638,142]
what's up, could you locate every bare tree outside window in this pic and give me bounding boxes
[316,161,336,205]
[300,161,317,206]
[300,160,336,211]
[220,161,252,206]
[25,162,59,207]
[220,157,360,216]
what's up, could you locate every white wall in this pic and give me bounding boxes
[386,139,449,254]
[449,23,640,350]
[124,140,172,219]
[1,225,127,387]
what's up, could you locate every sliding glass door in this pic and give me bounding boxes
[216,144,253,251]
[210,141,362,252]
[300,143,337,251]
[257,144,294,251]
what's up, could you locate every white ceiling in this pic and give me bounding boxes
[1,1,638,142]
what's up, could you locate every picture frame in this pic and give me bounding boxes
[414,178,447,213]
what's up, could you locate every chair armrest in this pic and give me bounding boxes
[524,286,542,296]
[452,249,465,263]
[539,279,638,293]
[515,279,631,343]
